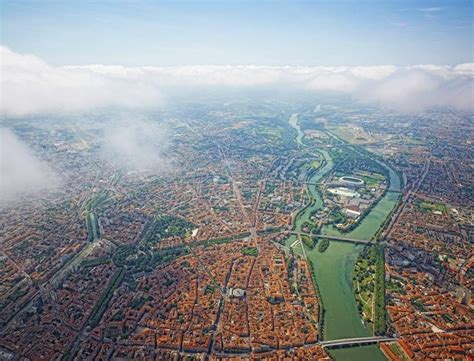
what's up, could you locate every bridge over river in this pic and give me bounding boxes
[290,231,373,245]
[320,336,398,348]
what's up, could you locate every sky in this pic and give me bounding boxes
[1,0,473,66]
[1,1,472,201]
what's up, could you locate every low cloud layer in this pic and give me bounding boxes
[0,128,58,202]
[101,118,170,173]
[1,47,162,117]
[1,46,473,115]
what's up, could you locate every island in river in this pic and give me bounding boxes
[286,114,401,360]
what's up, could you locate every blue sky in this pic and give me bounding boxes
[1,0,473,66]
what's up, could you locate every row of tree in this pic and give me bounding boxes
[85,212,100,241]
[88,268,126,328]
[373,246,386,335]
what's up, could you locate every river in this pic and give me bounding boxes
[287,114,400,360]
[289,113,304,145]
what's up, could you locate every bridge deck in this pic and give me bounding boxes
[320,337,398,348]
[290,231,372,244]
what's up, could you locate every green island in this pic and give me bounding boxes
[353,245,386,335]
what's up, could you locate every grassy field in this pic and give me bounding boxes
[354,256,375,322]
[417,200,447,214]
[309,160,321,169]
[241,246,258,256]
[358,173,385,187]
[353,245,386,335]
[329,126,373,144]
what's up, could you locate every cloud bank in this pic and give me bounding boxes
[1,46,473,115]
[101,118,170,173]
[1,47,162,117]
[0,128,58,202]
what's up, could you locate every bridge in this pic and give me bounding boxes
[290,231,372,245]
[320,336,398,348]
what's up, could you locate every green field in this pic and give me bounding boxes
[354,254,376,322]
[241,246,258,256]
[309,160,321,169]
[330,127,360,143]
[417,200,447,214]
[359,173,384,187]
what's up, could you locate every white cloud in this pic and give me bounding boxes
[0,47,162,117]
[101,118,170,173]
[417,7,444,12]
[1,46,473,115]
[358,67,474,112]
[0,128,58,202]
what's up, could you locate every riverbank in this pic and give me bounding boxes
[286,115,400,360]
